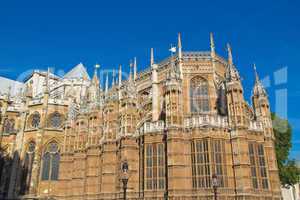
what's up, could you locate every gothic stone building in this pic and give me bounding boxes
[0,33,281,199]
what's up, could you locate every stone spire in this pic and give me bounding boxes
[150,48,154,66]
[92,63,100,86]
[254,63,259,83]
[225,43,240,82]
[227,43,233,66]
[210,32,215,57]
[118,64,122,87]
[177,33,183,79]
[177,32,182,59]
[133,57,137,81]
[252,64,267,97]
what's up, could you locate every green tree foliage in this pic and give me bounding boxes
[272,113,300,186]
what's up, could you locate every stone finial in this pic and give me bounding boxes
[210,32,215,56]
[252,63,267,97]
[178,33,182,60]
[178,32,182,49]
[253,63,259,83]
[150,48,154,66]
[133,57,137,81]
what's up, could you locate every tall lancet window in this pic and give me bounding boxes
[190,77,210,113]
[41,142,60,180]
[191,139,227,189]
[145,143,165,190]
[21,142,35,194]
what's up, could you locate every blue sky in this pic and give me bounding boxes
[0,0,299,160]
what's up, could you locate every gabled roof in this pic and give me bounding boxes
[64,63,90,80]
[0,76,25,96]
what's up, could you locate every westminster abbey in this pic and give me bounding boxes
[0,33,282,199]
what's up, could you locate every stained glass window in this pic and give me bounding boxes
[50,112,62,128]
[190,77,210,113]
[31,112,40,128]
[28,142,35,153]
[3,118,15,133]
[51,153,60,180]
[41,142,60,181]
[41,152,50,180]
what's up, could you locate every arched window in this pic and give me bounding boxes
[3,118,15,133]
[48,112,62,128]
[30,112,40,128]
[190,77,210,113]
[21,142,35,194]
[41,142,60,181]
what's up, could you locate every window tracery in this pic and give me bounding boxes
[41,142,60,181]
[49,112,62,128]
[3,118,15,133]
[190,77,210,113]
[191,139,227,188]
[31,112,40,128]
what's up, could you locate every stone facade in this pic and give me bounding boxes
[0,33,281,199]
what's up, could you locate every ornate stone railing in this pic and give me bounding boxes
[183,51,211,59]
[248,120,264,131]
[29,97,69,106]
[184,115,228,129]
[140,120,165,134]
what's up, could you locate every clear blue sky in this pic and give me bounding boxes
[0,0,299,159]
